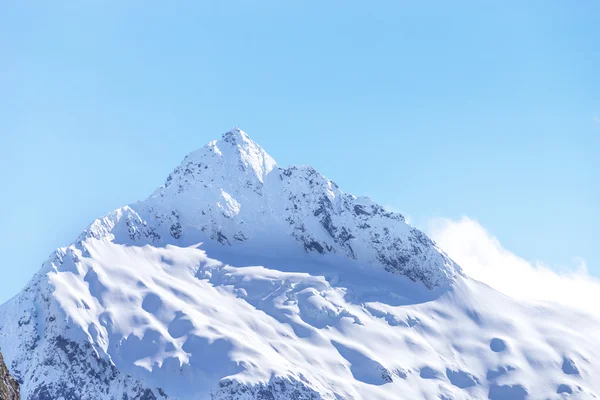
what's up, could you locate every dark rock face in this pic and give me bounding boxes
[0,351,20,400]
[211,377,322,400]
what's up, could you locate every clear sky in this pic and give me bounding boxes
[1,1,598,303]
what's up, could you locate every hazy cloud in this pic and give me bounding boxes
[428,217,599,316]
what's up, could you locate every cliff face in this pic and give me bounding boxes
[0,351,20,400]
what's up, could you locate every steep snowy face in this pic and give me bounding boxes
[135,128,459,289]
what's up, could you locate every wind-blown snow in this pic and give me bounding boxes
[1,129,599,399]
[429,217,600,317]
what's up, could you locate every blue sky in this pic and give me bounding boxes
[1,1,598,303]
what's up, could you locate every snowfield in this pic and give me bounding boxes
[1,128,598,399]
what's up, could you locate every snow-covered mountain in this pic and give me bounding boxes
[1,128,598,399]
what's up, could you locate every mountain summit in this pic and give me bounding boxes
[141,128,459,289]
[176,127,277,186]
[1,129,598,399]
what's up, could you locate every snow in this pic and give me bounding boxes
[1,128,599,399]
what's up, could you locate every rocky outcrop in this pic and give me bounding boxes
[0,350,19,400]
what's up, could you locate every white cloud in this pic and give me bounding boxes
[427,217,599,316]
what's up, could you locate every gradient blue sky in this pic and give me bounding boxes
[1,1,598,303]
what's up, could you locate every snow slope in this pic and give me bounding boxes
[1,128,598,399]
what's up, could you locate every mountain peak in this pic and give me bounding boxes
[144,128,458,289]
[158,128,277,195]
[221,126,249,143]
[210,127,277,183]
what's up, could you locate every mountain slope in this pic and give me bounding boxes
[1,128,598,399]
